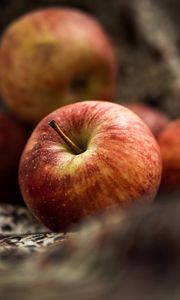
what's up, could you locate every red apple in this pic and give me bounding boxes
[0,112,28,203]
[157,120,180,200]
[125,103,170,138]
[0,8,117,124]
[19,101,162,231]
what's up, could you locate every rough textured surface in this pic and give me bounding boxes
[0,204,74,268]
[1,202,180,300]
[0,204,47,235]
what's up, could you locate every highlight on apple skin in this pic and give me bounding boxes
[19,101,162,231]
[0,8,117,125]
[125,103,170,138]
[157,119,180,201]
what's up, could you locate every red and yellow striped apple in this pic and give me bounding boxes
[0,8,117,124]
[19,101,162,231]
[158,120,180,200]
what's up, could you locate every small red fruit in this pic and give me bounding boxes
[0,8,117,124]
[19,101,162,231]
[158,120,180,200]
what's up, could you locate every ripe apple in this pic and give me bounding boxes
[157,120,180,201]
[19,101,162,231]
[125,103,170,138]
[0,112,28,203]
[0,8,117,125]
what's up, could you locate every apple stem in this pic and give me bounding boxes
[48,119,84,155]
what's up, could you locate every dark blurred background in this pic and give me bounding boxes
[0,0,180,118]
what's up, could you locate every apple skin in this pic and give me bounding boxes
[19,101,162,231]
[0,8,117,125]
[125,103,170,138]
[157,120,180,201]
[0,112,28,203]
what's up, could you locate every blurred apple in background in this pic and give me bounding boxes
[19,101,162,231]
[0,8,117,125]
[125,103,170,138]
[0,112,28,203]
[157,120,180,201]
